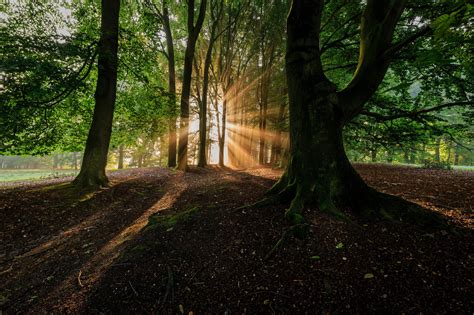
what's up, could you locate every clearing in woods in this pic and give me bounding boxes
[0,164,473,313]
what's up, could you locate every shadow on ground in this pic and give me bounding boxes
[1,165,472,313]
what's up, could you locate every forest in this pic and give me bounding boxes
[0,0,473,313]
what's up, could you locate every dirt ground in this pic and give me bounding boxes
[0,164,473,314]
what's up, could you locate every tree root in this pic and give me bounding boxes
[264,224,308,260]
[232,194,284,212]
[365,190,446,229]
[162,266,174,304]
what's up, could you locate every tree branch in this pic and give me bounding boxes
[383,26,431,58]
[361,101,473,121]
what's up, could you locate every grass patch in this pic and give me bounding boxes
[146,206,200,231]
[0,169,78,182]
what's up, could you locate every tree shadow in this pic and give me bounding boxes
[0,168,173,313]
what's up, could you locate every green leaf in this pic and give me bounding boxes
[364,273,375,279]
[310,255,321,260]
[336,242,344,249]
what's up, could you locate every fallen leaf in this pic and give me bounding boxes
[364,273,374,279]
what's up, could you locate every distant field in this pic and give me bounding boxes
[0,169,78,182]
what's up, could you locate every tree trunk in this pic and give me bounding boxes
[267,0,442,230]
[177,0,207,171]
[72,151,78,170]
[454,144,459,165]
[403,149,409,164]
[370,149,377,162]
[218,99,227,167]
[446,140,451,163]
[163,2,177,168]
[117,145,124,169]
[198,30,216,167]
[435,138,441,163]
[72,0,120,189]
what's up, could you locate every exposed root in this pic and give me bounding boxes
[269,175,446,231]
[264,224,309,260]
[232,194,283,212]
[264,228,292,260]
[367,190,446,229]
[162,266,174,304]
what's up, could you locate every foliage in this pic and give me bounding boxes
[422,159,452,170]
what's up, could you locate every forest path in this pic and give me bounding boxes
[0,165,472,313]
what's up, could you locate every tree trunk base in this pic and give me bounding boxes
[266,169,445,235]
[72,172,109,190]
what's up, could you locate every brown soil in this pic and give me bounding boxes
[0,164,473,314]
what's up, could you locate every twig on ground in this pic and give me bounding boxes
[77,270,84,287]
[0,264,13,275]
[128,280,139,296]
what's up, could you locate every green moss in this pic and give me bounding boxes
[146,206,200,231]
[0,293,9,306]
[34,182,97,202]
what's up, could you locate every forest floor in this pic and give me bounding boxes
[0,164,473,314]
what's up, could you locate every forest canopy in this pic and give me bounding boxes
[0,0,473,174]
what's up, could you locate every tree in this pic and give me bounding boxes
[144,0,179,167]
[268,0,472,228]
[177,0,207,171]
[73,0,120,188]
[197,0,224,167]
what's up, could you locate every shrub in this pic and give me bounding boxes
[422,159,452,170]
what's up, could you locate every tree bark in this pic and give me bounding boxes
[73,0,120,189]
[177,0,207,171]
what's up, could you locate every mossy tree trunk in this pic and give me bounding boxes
[73,0,120,189]
[269,0,441,227]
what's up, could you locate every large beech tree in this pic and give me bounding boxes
[73,0,120,188]
[268,0,458,226]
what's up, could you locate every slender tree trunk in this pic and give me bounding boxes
[118,145,124,169]
[177,0,207,171]
[403,149,409,164]
[446,140,452,163]
[454,144,460,165]
[53,154,58,169]
[163,2,177,168]
[435,138,441,163]
[72,0,120,188]
[218,99,227,167]
[198,27,218,167]
[370,149,377,162]
[72,152,78,170]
